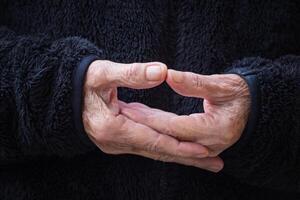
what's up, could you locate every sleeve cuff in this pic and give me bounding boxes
[72,55,100,147]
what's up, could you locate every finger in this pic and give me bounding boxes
[120,102,212,142]
[131,150,224,173]
[90,60,168,89]
[166,69,226,101]
[119,101,178,124]
[117,115,210,158]
[118,100,151,110]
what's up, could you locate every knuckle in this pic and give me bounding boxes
[161,125,174,136]
[218,82,230,92]
[124,63,139,82]
[148,136,163,153]
[148,143,160,153]
[192,74,205,89]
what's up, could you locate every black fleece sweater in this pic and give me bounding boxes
[0,0,299,199]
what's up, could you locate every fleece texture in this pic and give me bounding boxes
[0,0,300,199]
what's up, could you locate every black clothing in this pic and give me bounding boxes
[0,1,299,199]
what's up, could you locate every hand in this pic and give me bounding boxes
[121,69,251,158]
[83,61,223,172]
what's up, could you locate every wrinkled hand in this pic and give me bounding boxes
[83,61,223,172]
[121,69,251,158]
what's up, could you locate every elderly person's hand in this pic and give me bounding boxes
[121,69,251,159]
[83,61,223,172]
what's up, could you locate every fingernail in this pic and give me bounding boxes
[146,65,163,81]
[170,70,184,83]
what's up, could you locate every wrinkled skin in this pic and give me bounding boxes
[121,70,251,157]
[83,60,250,172]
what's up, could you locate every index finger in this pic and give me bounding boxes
[120,102,212,143]
[118,115,209,159]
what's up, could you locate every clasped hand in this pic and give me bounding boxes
[83,61,250,173]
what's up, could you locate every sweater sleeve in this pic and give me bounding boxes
[0,26,104,164]
[220,55,300,192]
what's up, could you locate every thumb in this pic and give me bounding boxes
[89,60,167,89]
[166,69,221,101]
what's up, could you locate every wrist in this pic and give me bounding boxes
[71,55,100,150]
